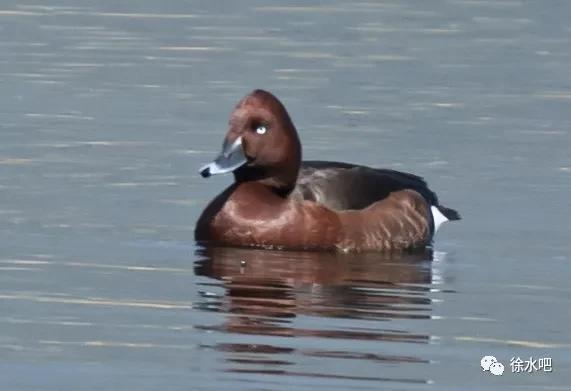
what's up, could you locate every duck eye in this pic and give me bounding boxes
[255,125,268,135]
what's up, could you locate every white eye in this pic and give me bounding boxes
[255,125,267,135]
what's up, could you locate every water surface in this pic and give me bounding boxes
[1,0,570,390]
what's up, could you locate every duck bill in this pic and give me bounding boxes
[199,136,247,178]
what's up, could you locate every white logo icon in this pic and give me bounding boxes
[481,355,497,371]
[481,355,504,376]
[490,362,505,376]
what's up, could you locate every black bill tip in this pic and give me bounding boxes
[200,166,211,178]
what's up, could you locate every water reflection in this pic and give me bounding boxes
[195,247,437,383]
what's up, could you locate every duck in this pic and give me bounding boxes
[195,89,460,252]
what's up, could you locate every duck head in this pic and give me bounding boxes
[200,90,302,194]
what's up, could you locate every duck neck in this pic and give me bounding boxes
[234,160,300,197]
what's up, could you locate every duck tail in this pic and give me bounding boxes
[430,204,460,233]
[437,205,461,221]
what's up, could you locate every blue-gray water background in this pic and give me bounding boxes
[1,1,570,390]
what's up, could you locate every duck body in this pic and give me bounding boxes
[195,90,460,252]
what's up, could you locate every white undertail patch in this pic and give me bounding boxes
[430,206,449,233]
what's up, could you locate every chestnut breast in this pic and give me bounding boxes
[201,182,342,251]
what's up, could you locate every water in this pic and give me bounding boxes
[1,0,570,390]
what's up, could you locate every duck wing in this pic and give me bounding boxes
[292,161,459,220]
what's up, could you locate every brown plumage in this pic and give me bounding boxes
[195,89,460,252]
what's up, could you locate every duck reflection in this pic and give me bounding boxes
[195,247,436,339]
[194,247,438,382]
